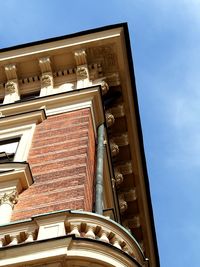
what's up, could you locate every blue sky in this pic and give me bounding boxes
[1,1,199,266]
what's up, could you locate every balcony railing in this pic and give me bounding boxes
[0,210,147,266]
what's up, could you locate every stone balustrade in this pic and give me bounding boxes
[0,210,146,266]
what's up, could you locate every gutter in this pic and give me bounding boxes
[95,123,105,215]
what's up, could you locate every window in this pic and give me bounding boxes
[0,138,20,162]
[0,109,46,162]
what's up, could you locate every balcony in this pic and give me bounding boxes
[0,210,147,267]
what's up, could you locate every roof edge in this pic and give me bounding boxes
[123,23,160,267]
[0,23,127,53]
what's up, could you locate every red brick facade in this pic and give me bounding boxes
[12,108,96,221]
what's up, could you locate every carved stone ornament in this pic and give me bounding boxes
[76,66,88,79]
[100,80,109,95]
[41,74,52,87]
[118,194,128,214]
[5,81,16,94]
[0,190,18,208]
[109,140,119,157]
[105,112,115,127]
[114,170,124,186]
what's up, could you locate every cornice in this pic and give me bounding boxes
[0,162,33,193]
[0,109,46,128]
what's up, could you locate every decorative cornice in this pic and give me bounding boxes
[0,109,46,128]
[0,163,34,193]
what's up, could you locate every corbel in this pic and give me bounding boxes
[114,161,133,176]
[105,111,115,127]
[114,169,124,186]
[111,133,129,147]
[118,193,128,214]
[39,57,54,96]
[74,49,90,89]
[109,139,119,157]
[108,104,125,118]
[92,78,109,95]
[123,215,141,229]
[3,64,20,104]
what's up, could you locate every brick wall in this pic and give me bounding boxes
[12,108,96,221]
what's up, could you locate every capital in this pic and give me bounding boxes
[0,190,18,208]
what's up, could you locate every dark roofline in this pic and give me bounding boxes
[123,23,160,266]
[0,22,127,52]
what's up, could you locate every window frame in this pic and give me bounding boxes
[0,109,46,162]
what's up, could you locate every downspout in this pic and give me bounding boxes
[95,123,105,215]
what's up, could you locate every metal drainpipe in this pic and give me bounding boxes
[95,123,105,215]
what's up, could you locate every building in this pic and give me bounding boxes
[0,23,159,267]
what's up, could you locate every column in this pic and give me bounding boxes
[0,190,18,225]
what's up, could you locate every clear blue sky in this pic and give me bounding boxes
[1,1,199,266]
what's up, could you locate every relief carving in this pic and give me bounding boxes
[100,80,109,95]
[41,74,52,87]
[118,193,128,214]
[76,66,88,79]
[109,140,119,157]
[105,111,115,127]
[5,81,17,94]
[0,190,18,208]
[114,170,124,186]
